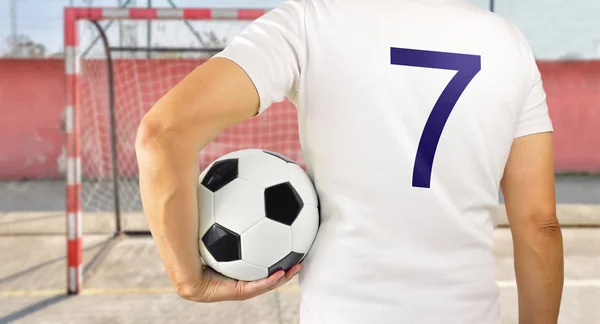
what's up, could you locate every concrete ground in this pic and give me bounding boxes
[0,229,599,324]
[0,175,598,323]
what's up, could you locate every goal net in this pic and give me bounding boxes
[65,8,301,293]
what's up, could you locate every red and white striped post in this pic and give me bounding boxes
[64,7,82,295]
[66,7,267,21]
[63,7,267,295]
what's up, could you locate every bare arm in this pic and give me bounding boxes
[500,132,564,324]
[135,58,299,302]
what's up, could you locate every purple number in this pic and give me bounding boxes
[391,48,481,188]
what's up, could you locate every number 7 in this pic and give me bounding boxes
[391,48,481,188]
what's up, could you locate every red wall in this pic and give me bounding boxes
[539,61,600,172]
[0,59,598,180]
[0,60,65,179]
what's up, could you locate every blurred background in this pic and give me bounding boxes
[0,0,599,323]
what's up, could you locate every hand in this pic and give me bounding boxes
[176,264,302,302]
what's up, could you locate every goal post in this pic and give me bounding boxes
[63,7,301,294]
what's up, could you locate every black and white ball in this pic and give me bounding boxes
[197,149,319,281]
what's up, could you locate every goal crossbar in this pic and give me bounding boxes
[64,6,267,295]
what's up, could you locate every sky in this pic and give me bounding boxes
[0,0,287,55]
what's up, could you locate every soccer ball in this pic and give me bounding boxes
[197,149,320,281]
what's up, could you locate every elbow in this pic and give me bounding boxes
[174,281,207,303]
[514,208,562,238]
[175,282,196,301]
[535,215,562,237]
[531,206,561,237]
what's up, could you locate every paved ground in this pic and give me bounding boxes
[0,229,599,324]
[0,175,598,323]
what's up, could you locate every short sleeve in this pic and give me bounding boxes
[514,45,553,139]
[212,0,305,115]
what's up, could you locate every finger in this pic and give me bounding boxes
[236,270,284,299]
[272,264,302,290]
[284,264,302,280]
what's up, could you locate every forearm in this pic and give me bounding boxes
[511,219,564,324]
[136,125,205,289]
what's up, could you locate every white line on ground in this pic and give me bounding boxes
[1,280,600,297]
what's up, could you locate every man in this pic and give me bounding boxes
[135,0,564,323]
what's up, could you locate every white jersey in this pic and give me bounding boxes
[215,0,553,323]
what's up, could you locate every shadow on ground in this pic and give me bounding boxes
[0,294,73,323]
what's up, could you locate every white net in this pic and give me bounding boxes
[77,18,301,231]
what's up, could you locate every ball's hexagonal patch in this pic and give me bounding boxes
[268,252,304,276]
[214,178,265,234]
[197,184,215,238]
[241,218,292,268]
[201,159,238,192]
[237,151,289,188]
[201,223,241,262]
[219,260,268,282]
[263,150,296,164]
[288,163,318,207]
[199,240,220,273]
[290,205,319,253]
[264,182,304,226]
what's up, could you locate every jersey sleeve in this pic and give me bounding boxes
[212,0,305,115]
[514,45,553,139]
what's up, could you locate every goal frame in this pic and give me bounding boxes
[64,6,267,295]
